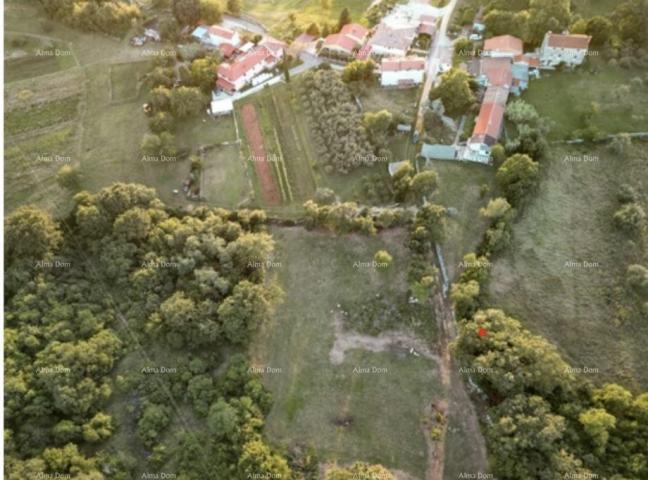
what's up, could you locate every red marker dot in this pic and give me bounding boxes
[478,327,487,337]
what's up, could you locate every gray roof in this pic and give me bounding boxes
[421,144,457,160]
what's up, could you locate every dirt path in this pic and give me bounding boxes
[329,313,440,365]
[425,290,488,480]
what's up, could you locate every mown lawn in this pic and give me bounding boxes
[522,59,648,139]
[252,227,441,478]
[487,143,648,390]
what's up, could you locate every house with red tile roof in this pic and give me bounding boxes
[467,96,506,163]
[539,31,592,68]
[380,56,426,87]
[483,35,523,58]
[320,23,368,58]
[478,57,513,87]
[216,44,282,94]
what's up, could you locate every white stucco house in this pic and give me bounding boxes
[539,31,592,68]
[192,25,241,49]
[380,57,426,87]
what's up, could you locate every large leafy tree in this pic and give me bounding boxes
[430,68,476,117]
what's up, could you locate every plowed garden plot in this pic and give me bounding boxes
[240,103,282,205]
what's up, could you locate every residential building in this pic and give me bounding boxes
[192,25,241,49]
[368,23,417,58]
[478,57,513,87]
[320,23,368,58]
[466,90,507,163]
[380,56,426,87]
[483,35,523,58]
[216,45,281,94]
[539,31,591,68]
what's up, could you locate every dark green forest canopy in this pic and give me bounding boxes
[4,183,291,479]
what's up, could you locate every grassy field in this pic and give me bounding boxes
[236,83,318,205]
[571,0,618,16]
[243,0,373,36]
[427,160,495,280]
[4,33,77,82]
[4,0,251,213]
[487,143,648,390]
[252,227,441,477]
[523,59,648,140]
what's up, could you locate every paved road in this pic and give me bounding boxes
[415,0,460,135]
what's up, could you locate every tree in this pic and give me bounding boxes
[410,170,439,201]
[306,22,320,36]
[506,99,540,125]
[527,0,572,45]
[170,86,207,117]
[190,56,219,93]
[150,86,172,111]
[337,7,351,31]
[227,0,241,15]
[141,132,177,157]
[488,394,567,478]
[480,197,512,220]
[326,462,395,480]
[238,440,292,478]
[149,111,175,134]
[363,109,393,149]
[137,403,171,447]
[496,154,539,205]
[627,265,648,297]
[342,60,376,83]
[207,398,239,440]
[430,68,476,117]
[392,161,415,202]
[173,0,201,25]
[5,205,62,260]
[218,281,280,345]
[200,0,222,24]
[451,280,480,319]
[612,0,648,47]
[56,165,82,192]
[586,16,613,46]
[453,37,473,59]
[579,408,616,452]
[82,412,114,443]
[613,202,646,235]
[374,250,393,268]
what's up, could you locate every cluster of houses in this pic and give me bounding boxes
[420,30,592,164]
[463,31,591,162]
[318,3,443,88]
[191,24,287,95]
[189,11,592,165]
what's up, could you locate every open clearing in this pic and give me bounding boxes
[427,160,495,280]
[252,227,441,478]
[488,143,648,389]
[523,58,648,140]
[243,0,373,36]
